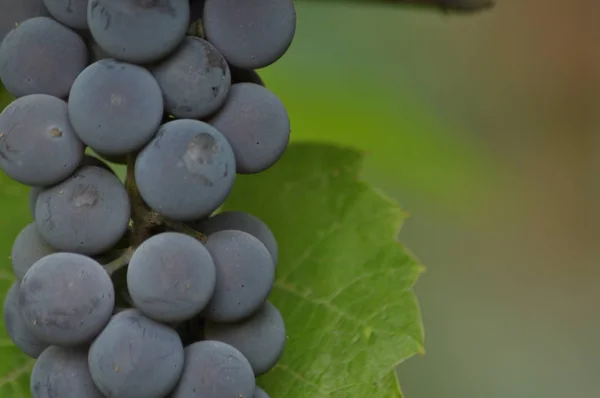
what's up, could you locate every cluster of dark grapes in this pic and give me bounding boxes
[0,0,295,397]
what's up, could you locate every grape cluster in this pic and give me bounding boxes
[1,1,294,397]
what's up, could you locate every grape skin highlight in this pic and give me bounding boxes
[87,0,190,64]
[68,59,164,155]
[0,17,87,98]
[203,0,296,69]
[135,119,236,221]
[209,83,290,174]
[3,282,48,358]
[151,36,231,119]
[190,210,278,266]
[43,0,90,30]
[88,309,185,398]
[204,301,286,376]
[35,165,131,256]
[19,253,115,346]
[0,94,85,187]
[203,230,275,323]
[127,232,216,323]
[11,222,56,280]
[31,346,105,398]
[170,340,255,398]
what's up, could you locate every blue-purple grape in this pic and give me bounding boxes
[0,17,87,98]
[190,211,278,266]
[19,252,115,346]
[135,119,235,221]
[88,309,185,398]
[43,0,90,30]
[203,0,296,69]
[127,232,216,323]
[209,83,290,174]
[3,281,49,358]
[88,0,190,63]
[11,222,56,279]
[0,94,85,186]
[203,230,274,322]
[68,59,163,155]
[31,346,104,398]
[0,0,49,42]
[204,301,285,376]
[151,36,230,119]
[169,340,255,398]
[35,165,131,256]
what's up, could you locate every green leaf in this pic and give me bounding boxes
[223,143,425,397]
[0,172,34,397]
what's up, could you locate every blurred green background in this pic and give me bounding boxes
[261,1,597,397]
[2,1,597,397]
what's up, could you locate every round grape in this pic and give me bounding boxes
[35,165,131,256]
[31,346,104,398]
[19,253,115,346]
[170,340,255,398]
[151,36,231,119]
[209,83,290,174]
[88,309,185,398]
[203,0,296,69]
[127,232,216,323]
[87,0,190,63]
[43,0,90,30]
[3,282,48,358]
[0,0,49,42]
[0,94,85,187]
[68,59,163,155]
[135,119,235,221]
[204,301,286,376]
[11,222,56,279]
[203,230,274,322]
[0,17,87,98]
[190,211,278,266]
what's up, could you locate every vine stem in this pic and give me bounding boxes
[103,247,135,276]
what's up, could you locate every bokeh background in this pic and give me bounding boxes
[262,1,598,397]
[1,1,597,397]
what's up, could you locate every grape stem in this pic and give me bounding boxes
[162,219,208,243]
[125,152,161,247]
[103,247,135,276]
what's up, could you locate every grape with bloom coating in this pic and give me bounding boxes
[204,301,286,375]
[88,309,185,398]
[203,230,274,322]
[68,59,163,155]
[151,36,231,119]
[11,222,56,279]
[203,0,296,69]
[0,94,84,186]
[169,340,255,398]
[35,165,131,256]
[127,232,216,322]
[190,210,278,266]
[19,253,115,346]
[3,282,48,358]
[209,83,290,174]
[31,345,104,398]
[135,119,235,221]
[88,0,190,63]
[0,17,87,98]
